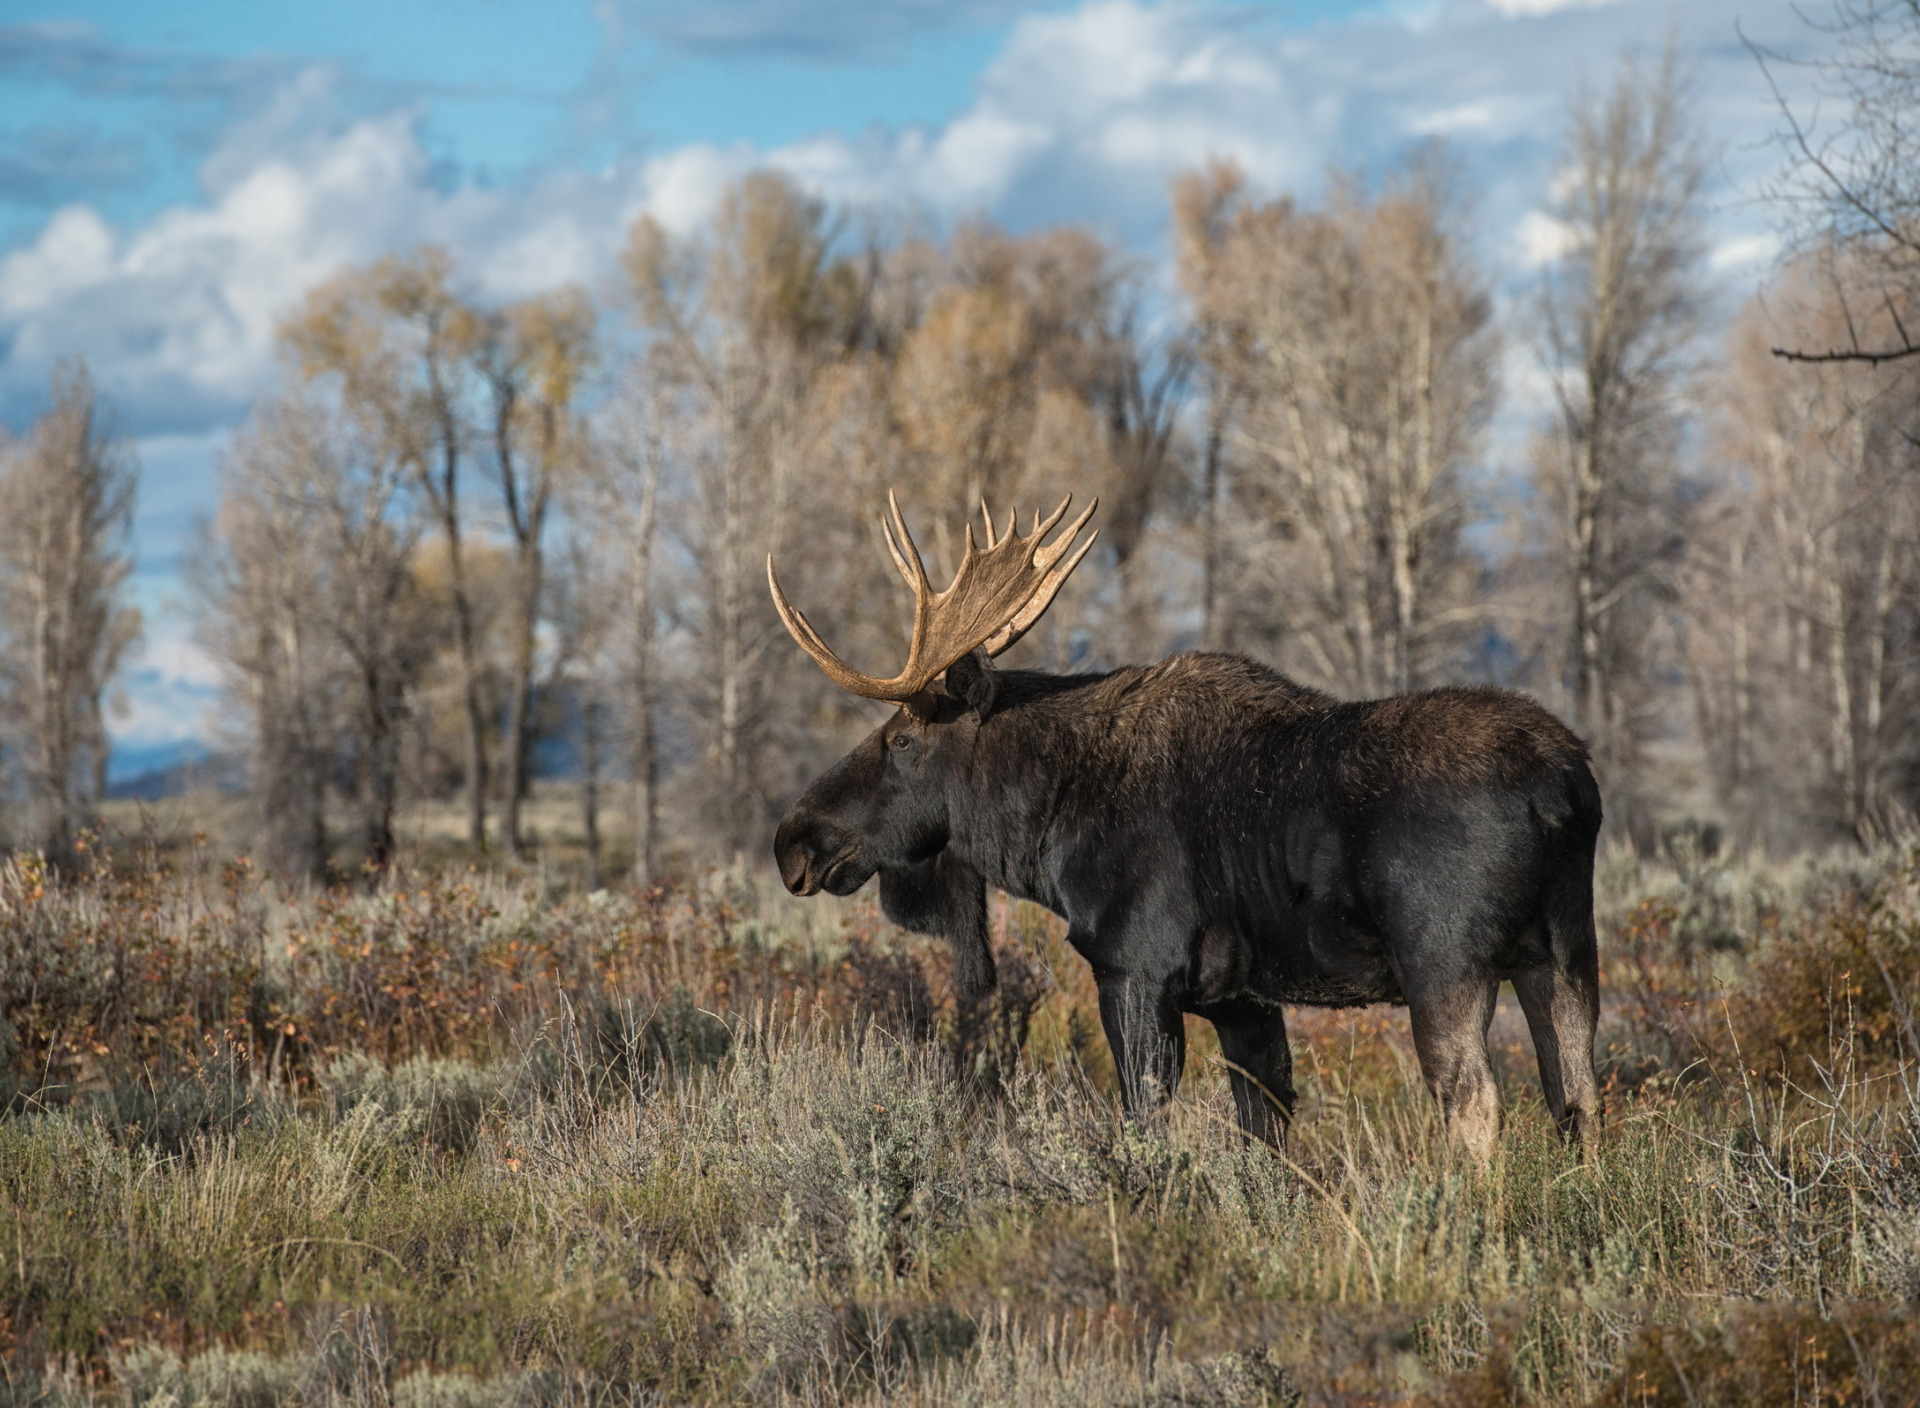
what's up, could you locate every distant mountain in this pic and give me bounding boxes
[106,741,246,800]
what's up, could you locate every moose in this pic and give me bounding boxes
[769,494,1602,1160]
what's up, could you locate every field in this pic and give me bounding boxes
[2,835,1918,1407]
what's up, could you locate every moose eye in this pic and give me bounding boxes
[890,733,913,752]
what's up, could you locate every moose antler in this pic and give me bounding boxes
[767,491,1098,703]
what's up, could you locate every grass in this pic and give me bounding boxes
[0,838,1917,1405]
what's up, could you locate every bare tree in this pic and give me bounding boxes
[1691,267,1920,846]
[1176,148,1497,697]
[1087,304,1192,663]
[550,458,626,890]
[198,393,429,873]
[478,288,597,857]
[195,405,339,880]
[890,223,1169,668]
[317,425,430,870]
[626,174,853,865]
[1525,48,1705,845]
[1756,1,1920,364]
[0,362,138,864]
[1174,163,1246,654]
[589,367,667,884]
[285,250,495,849]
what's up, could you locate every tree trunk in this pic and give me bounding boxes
[285,617,330,883]
[581,681,603,891]
[497,392,552,862]
[502,540,540,859]
[719,437,745,869]
[427,381,489,852]
[1730,533,1751,801]
[1570,432,1604,739]
[1826,574,1857,837]
[447,524,490,850]
[30,502,74,866]
[629,435,663,886]
[1386,289,1435,696]
[362,659,399,871]
[1200,397,1225,651]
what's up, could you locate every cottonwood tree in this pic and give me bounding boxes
[894,228,1114,518]
[284,250,495,848]
[0,363,138,864]
[1691,268,1920,846]
[198,393,430,872]
[891,224,1178,667]
[1077,290,1191,664]
[626,173,861,864]
[549,463,627,890]
[195,404,339,879]
[477,289,597,856]
[1175,164,1246,652]
[1758,1,1920,365]
[593,367,667,884]
[315,421,432,869]
[1177,149,1497,697]
[1523,48,1705,845]
[546,534,608,888]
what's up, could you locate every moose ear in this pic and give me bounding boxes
[943,650,999,718]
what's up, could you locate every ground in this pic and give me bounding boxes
[1,834,1918,1406]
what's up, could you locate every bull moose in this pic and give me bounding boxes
[769,494,1601,1160]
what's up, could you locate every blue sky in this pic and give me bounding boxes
[0,0,1819,774]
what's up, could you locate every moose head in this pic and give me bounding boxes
[768,492,1096,898]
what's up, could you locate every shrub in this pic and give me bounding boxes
[1723,846,1920,1080]
[0,848,265,1104]
[2,844,1918,1405]
[321,1053,510,1154]
[1591,1303,1920,1407]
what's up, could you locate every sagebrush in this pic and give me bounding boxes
[2,841,1918,1406]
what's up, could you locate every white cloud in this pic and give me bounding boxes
[1709,231,1781,271]
[0,206,116,312]
[111,620,224,750]
[634,142,760,238]
[0,106,435,429]
[1513,210,1576,267]
[1483,0,1621,15]
[929,109,1057,200]
[0,0,1825,748]
[614,1,1310,237]
[0,0,1817,438]
[1410,100,1498,136]
[0,93,683,430]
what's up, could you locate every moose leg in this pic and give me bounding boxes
[1207,1002,1295,1149]
[1513,961,1600,1159]
[1096,971,1186,1120]
[1406,978,1501,1163]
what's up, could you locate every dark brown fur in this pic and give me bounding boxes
[776,651,1603,1159]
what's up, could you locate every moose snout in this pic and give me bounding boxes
[773,815,815,895]
[774,811,870,897]
[774,813,833,896]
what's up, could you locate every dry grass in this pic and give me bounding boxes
[0,838,1917,1406]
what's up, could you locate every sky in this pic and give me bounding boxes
[0,0,1824,778]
